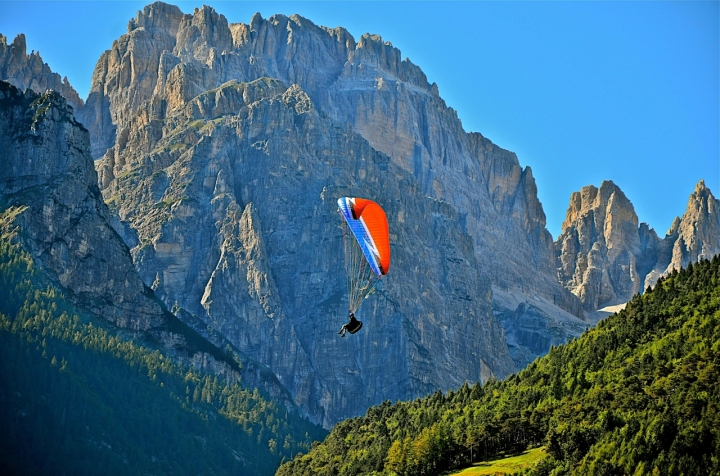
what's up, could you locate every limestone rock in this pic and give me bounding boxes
[0,33,83,112]
[555,181,650,312]
[555,180,720,313]
[492,286,589,369]
[74,2,593,424]
[665,180,720,273]
[82,4,580,321]
[0,79,304,413]
[97,74,516,427]
[0,81,163,329]
[79,2,187,158]
[78,3,583,392]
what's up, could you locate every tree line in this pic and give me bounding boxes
[0,212,326,476]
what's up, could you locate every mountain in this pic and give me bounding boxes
[556,180,719,315]
[69,2,588,425]
[0,33,83,113]
[276,255,720,475]
[665,180,720,273]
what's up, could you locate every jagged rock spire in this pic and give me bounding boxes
[556,179,720,312]
[0,33,83,111]
[666,179,720,272]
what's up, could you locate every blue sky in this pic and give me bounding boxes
[2,1,718,238]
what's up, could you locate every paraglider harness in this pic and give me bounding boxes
[336,197,389,338]
[338,312,363,337]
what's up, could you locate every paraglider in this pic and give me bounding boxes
[336,197,391,336]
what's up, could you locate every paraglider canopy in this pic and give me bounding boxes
[337,197,390,314]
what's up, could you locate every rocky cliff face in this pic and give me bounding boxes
[0,34,83,113]
[0,80,162,329]
[665,180,720,273]
[68,2,590,425]
[94,73,516,427]
[82,4,580,313]
[556,180,719,313]
[555,181,647,312]
[0,80,305,410]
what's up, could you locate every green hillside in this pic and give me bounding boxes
[0,211,326,476]
[277,256,720,475]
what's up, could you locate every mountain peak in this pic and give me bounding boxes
[556,180,645,311]
[692,178,713,200]
[599,178,619,190]
[686,179,716,212]
[10,32,26,50]
[562,180,635,231]
[557,179,720,312]
[0,32,83,111]
[667,180,720,270]
[128,1,184,34]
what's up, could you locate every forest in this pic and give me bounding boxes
[0,209,325,476]
[277,256,720,475]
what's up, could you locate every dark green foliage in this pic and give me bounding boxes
[0,226,326,475]
[278,256,720,476]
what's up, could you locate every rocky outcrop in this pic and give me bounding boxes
[555,181,647,312]
[0,33,83,113]
[492,287,589,370]
[556,180,720,313]
[78,2,186,158]
[0,80,162,329]
[665,180,720,273]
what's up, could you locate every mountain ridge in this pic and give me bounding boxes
[0,33,83,112]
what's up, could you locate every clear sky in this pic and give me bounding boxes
[2,1,718,238]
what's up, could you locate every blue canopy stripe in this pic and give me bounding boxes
[337,197,383,277]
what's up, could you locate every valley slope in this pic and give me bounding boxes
[0,79,325,475]
[277,256,720,475]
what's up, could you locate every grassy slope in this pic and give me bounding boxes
[448,447,546,475]
[277,256,720,476]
